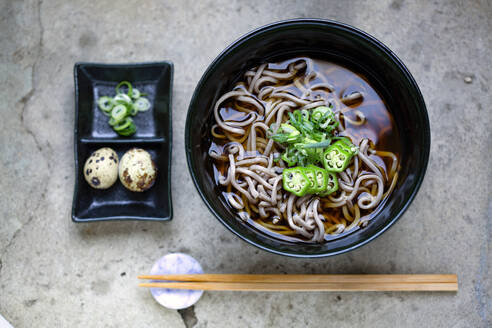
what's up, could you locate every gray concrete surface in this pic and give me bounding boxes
[0,0,491,327]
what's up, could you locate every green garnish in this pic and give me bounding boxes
[271,106,355,196]
[131,88,141,99]
[113,93,132,105]
[304,165,328,194]
[113,117,134,132]
[282,167,311,197]
[270,123,301,144]
[270,106,352,168]
[97,96,114,114]
[322,140,358,172]
[318,171,339,196]
[116,121,137,136]
[133,97,151,112]
[282,165,339,197]
[96,81,150,136]
[111,104,129,124]
[311,106,338,132]
[115,81,133,97]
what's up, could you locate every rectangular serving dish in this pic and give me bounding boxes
[72,62,173,222]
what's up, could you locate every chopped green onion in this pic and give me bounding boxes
[301,139,332,149]
[111,104,128,124]
[131,88,141,99]
[114,93,132,105]
[118,127,136,136]
[269,106,354,167]
[96,80,149,136]
[133,97,150,111]
[113,117,133,131]
[115,81,133,97]
[116,120,136,136]
[108,117,116,126]
[97,96,114,113]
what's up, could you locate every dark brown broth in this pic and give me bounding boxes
[210,58,401,243]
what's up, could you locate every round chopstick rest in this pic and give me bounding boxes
[149,253,203,309]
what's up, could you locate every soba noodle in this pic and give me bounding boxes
[209,57,399,243]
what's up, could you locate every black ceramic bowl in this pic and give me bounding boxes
[185,19,430,257]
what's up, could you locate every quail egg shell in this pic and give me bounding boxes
[119,148,157,192]
[83,147,119,189]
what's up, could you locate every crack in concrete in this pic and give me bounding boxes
[2,216,33,253]
[37,0,44,53]
[19,0,45,150]
[178,306,198,328]
[1,0,49,261]
[19,0,47,153]
[0,188,47,260]
[19,89,43,153]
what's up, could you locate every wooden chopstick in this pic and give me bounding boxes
[138,274,457,283]
[138,282,457,291]
[138,274,458,292]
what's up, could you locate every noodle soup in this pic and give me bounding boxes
[209,57,400,243]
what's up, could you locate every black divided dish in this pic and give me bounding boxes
[73,62,173,222]
[185,19,430,257]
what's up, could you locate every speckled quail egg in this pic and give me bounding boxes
[119,148,157,192]
[83,147,119,189]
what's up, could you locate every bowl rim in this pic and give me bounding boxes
[185,18,430,258]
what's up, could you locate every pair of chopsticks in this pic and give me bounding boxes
[138,274,458,291]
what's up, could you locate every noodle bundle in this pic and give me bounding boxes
[209,58,399,243]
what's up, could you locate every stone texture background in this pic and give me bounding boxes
[0,0,490,327]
